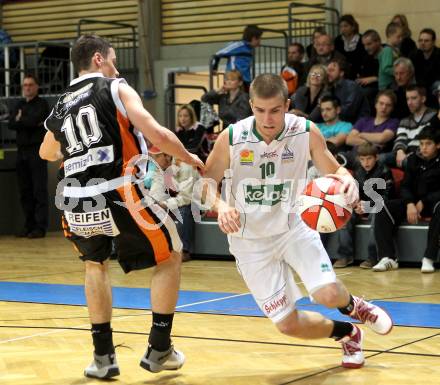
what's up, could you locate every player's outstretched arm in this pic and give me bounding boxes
[202,129,240,233]
[309,123,358,204]
[40,131,62,161]
[118,82,204,170]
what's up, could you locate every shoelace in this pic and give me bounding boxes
[355,299,378,324]
[341,339,360,355]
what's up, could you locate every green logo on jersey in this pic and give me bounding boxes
[244,182,292,206]
[321,263,331,272]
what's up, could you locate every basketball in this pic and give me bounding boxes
[298,176,352,233]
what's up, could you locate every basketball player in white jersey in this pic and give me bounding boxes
[201,74,393,368]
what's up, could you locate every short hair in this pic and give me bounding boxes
[249,74,288,101]
[312,26,327,36]
[357,142,379,157]
[177,104,197,126]
[23,73,39,85]
[406,84,427,97]
[289,42,305,55]
[420,28,436,41]
[375,89,397,107]
[71,34,112,73]
[338,14,359,35]
[328,57,349,74]
[386,22,402,37]
[362,29,381,42]
[242,25,263,42]
[417,126,440,143]
[320,95,340,109]
[394,57,415,76]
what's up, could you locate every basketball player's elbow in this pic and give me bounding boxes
[39,144,58,161]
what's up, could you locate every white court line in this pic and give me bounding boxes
[0,272,352,344]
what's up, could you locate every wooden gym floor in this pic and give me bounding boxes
[0,232,439,385]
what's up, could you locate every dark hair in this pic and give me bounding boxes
[357,142,379,157]
[386,22,402,38]
[406,84,427,97]
[375,89,397,107]
[71,34,112,73]
[328,57,349,73]
[339,14,359,34]
[417,126,440,143]
[312,26,327,36]
[320,95,340,108]
[289,42,305,55]
[23,73,39,85]
[250,74,288,101]
[420,28,436,41]
[242,25,263,42]
[362,29,381,42]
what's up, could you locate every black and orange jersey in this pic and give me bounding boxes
[45,73,147,187]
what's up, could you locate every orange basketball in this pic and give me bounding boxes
[298,177,352,233]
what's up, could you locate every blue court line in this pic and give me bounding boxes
[0,282,439,328]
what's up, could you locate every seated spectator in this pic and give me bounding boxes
[175,104,208,161]
[428,83,440,128]
[317,95,352,148]
[391,14,417,58]
[391,57,416,119]
[379,23,403,90]
[281,42,306,96]
[326,58,370,123]
[334,14,366,80]
[373,126,440,272]
[290,64,328,122]
[306,34,346,70]
[411,28,440,108]
[391,85,437,168]
[333,143,394,269]
[201,70,252,129]
[148,147,200,262]
[211,25,263,88]
[306,26,326,61]
[346,90,399,152]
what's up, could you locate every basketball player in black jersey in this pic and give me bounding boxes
[40,35,204,379]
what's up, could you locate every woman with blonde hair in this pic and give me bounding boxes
[391,14,416,57]
[290,64,328,122]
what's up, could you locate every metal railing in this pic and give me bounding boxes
[288,2,339,46]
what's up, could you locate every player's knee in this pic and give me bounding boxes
[275,311,300,336]
[85,260,109,273]
[313,284,342,308]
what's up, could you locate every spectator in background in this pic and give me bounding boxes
[281,42,306,97]
[149,147,200,263]
[391,14,417,58]
[326,58,370,124]
[377,23,403,90]
[391,85,436,168]
[411,28,440,108]
[346,90,399,152]
[334,14,366,80]
[391,57,416,119]
[307,34,346,70]
[428,83,440,128]
[333,143,394,269]
[175,104,208,162]
[290,64,328,122]
[8,74,49,238]
[201,69,252,129]
[211,25,263,89]
[317,95,352,149]
[306,26,326,61]
[374,126,440,272]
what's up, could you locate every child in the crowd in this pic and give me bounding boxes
[373,127,440,273]
[378,22,403,90]
[333,143,394,269]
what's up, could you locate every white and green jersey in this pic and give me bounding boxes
[226,114,311,238]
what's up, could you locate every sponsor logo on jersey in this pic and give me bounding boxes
[240,129,249,140]
[244,181,292,206]
[281,144,294,162]
[54,83,93,119]
[240,149,254,165]
[321,263,331,272]
[64,208,120,238]
[64,145,114,177]
[263,290,290,317]
[260,150,278,159]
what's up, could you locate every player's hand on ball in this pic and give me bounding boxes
[218,202,241,234]
[327,173,359,206]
